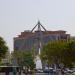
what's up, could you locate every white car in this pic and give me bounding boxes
[36,69,43,73]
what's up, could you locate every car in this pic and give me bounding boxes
[53,69,57,73]
[35,69,43,73]
[43,68,54,73]
[64,68,73,73]
[67,69,73,73]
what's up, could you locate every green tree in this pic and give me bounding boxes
[0,37,8,61]
[22,51,35,70]
[12,50,35,74]
[41,40,75,68]
[61,41,75,68]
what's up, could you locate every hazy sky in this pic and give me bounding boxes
[0,0,75,52]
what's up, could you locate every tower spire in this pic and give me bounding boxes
[37,20,41,25]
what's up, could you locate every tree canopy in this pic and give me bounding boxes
[12,50,35,70]
[41,40,75,68]
[0,37,8,61]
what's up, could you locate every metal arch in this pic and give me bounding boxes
[31,21,47,32]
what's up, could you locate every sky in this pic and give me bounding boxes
[0,0,75,52]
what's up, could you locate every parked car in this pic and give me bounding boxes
[64,68,73,73]
[43,68,54,73]
[35,69,43,73]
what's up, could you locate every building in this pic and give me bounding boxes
[14,21,70,54]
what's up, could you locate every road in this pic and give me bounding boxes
[35,73,50,75]
[0,72,51,75]
[21,72,55,75]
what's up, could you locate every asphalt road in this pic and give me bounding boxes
[0,73,51,75]
[35,73,50,75]
[22,73,51,75]
[24,73,53,75]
